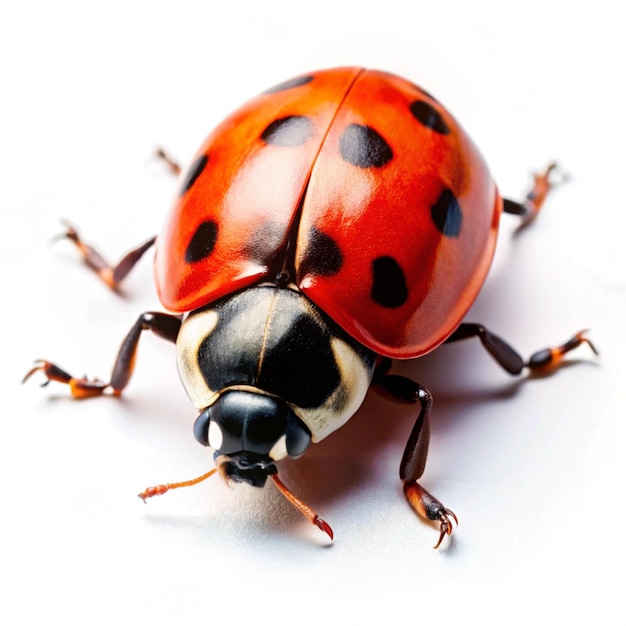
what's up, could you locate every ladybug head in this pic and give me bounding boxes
[192,389,312,487]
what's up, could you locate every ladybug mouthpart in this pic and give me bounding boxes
[215,452,278,488]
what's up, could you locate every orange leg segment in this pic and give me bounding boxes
[22,360,108,399]
[23,312,181,398]
[446,325,597,376]
[55,221,156,291]
[372,362,456,548]
[270,474,334,540]
[404,482,458,549]
[527,330,598,372]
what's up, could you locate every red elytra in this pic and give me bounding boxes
[154,67,499,358]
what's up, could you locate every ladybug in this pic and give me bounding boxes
[24,67,596,547]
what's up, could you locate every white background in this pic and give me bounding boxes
[2,1,625,624]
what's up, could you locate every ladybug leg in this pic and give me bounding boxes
[23,312,182,398]
[372,361,457,549]
[56,221,156,291]
[525,330,598,372]
[445,323,525,374]
[270,474,334,540]
[22,360,108,399]
[446,324,597,374]
[502,162,568,225]
[154,147,182,176]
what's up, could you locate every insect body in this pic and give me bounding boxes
[25,68,596,547]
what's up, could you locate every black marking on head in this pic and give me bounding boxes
[185,220,218,263]
[263,74,314,94]
[409,100,450,135]
[371,256,408,308]
[261,116,314,147]
[339,124,393,168]
[431,189,463,237]
[180,154,208,196]
[259,309,341,408]
[197,288,342,409]
[298,228,343,277]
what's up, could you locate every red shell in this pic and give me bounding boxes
[154,67,501,359]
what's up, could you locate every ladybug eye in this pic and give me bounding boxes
[193,407,211,446]
[285,415,311,457]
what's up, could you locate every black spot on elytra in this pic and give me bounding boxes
[261,116,314,147]
[185,220,218,263]
[180,154,208,196]
[431,189,463,237]
[339,124,393,168]
[298,228,343,277]
[263,74,314,94]
[242,221,285,266]
[409,100,450,135]
[371,256,408,308]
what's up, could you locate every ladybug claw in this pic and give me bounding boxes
[51,219,79,245]
[22,360,51,385]
[23,359,71,386]
[433,508,458,549]
[22,359,109,399]
[543,161,569,187]
[313,515,334,541]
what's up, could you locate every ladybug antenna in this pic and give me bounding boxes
[138,467,218,501]
[270,473,334,540]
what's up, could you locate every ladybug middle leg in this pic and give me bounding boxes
[372,359,457,549]
[23,312,182,398]
[445,323,598,374]
[57,221,156,291]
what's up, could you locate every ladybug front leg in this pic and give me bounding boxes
[24,312,182,398]
[372,360,457,549]
[57,221,156,291]
[502,162,568,225]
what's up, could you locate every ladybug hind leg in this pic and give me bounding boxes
[502,162,568,226]
[372,360,457,549]
[154,147,182,176]
[23,312,182,398]
[56,221,156,291]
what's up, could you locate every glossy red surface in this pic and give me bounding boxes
[154,67,501,358]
